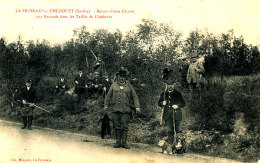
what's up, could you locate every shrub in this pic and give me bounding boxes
[188,84,231,131]
[36,76,57,103]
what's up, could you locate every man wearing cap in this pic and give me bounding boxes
[104,67,140,149]
[186,54,205,91]
[18,79,37,130]
[74,69,89,103]
[158,79,186,151]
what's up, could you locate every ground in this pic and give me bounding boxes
[0,120,243,163]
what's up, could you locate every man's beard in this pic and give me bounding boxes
[119,79,126,83]
[168,87,174,92]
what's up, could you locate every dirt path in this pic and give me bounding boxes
[0,120,242,163]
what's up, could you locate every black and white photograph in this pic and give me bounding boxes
[0,0,259,162]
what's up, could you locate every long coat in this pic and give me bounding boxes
[104,81,140,114]
[186,62,205,84]
[158,89,185,121]
[18,86,37,116]
[74,74,88,94]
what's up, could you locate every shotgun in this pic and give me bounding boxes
[18,100,51,113]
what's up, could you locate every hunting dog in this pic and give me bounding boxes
[158,137,186,155]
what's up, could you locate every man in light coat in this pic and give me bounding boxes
[186,56,205,90]
[104,67,140,149]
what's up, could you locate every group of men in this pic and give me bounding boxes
[16,63,188,154]
[55,69,111,103]
[55,55,108,102]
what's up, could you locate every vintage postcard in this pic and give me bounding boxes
[0,0,259,163]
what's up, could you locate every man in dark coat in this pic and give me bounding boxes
[18,79,37,130]
[74,70,89,103]
[104,67,140,149]
[158,79,186,147]
[55,75,68,96]
[89,71,105,99]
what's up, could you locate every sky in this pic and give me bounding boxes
[0,0,260,47]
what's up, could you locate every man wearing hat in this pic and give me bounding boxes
[158,78,186,152]
[18,79,37,130]
[74,69,89,103]
[163,62,173,83]
[104,67,140,149]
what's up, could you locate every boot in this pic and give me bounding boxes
[113,129,121,148]
[27,116,33,130]
[21,116,27,129]
[122,130,130,149]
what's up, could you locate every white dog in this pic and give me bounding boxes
[158,140,173,155]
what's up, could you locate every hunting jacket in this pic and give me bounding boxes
[104,81,140,114]
[18,86,37,116]
[158,89,186,121]
[186,62,205,83]
[74,74,88,88]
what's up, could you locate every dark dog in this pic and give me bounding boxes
[98,114,111,139]
[172,138,186,154]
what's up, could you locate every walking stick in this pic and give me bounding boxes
[173,107,177,146]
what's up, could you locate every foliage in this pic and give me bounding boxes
[0,38,27,92]
[0,19,260,162]
[183,29,260,76]
[188,84,232,132]
[35,76,57,103]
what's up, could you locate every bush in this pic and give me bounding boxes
[36,76,57,103]
[188,84,231,131]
